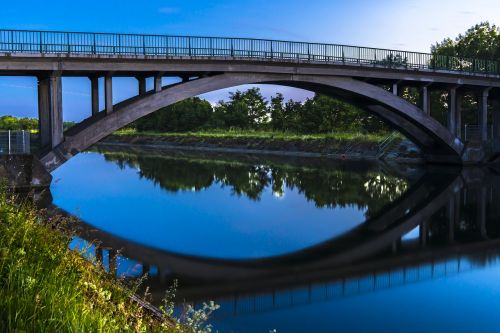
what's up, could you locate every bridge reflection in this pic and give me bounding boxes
[63,163,500,318]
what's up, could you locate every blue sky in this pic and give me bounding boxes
[1,0,500,121]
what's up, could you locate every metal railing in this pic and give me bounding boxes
[464,124,494,142]
[0,29,499,75]
[0,130,30,155]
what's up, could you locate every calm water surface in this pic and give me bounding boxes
[50,146,500,333]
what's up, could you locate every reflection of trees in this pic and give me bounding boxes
[101,151,408,218]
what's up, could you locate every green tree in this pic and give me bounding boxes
[269,93,285,130]
[432,22,500,59]
[135,97,213,132]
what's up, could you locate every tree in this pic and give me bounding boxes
[212,99,249,129]
[430,22,500,127]
[432,22,500,59]
[269,93,285,130]
[135,97,213,132]
[230,88,269,126]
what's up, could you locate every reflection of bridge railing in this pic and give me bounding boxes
[209,255,481,318]
[0,130,30,155]
[1,29,500,75]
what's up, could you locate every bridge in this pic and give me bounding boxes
[2,29,500,169]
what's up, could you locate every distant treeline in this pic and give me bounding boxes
[134,89,389,134]
[0,115,75,131]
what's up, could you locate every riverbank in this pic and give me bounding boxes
[0,192,179,332]
[104,129,421,162]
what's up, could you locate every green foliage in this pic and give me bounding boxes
[432,22,500,59]
[0,191,182,332]
[136,98,213,132]
[0,115,38,131]
[132,88,389,134]
[430,22,500,127]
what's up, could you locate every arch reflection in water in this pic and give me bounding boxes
[52,147,500,332]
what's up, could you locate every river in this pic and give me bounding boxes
[49,145,500,333]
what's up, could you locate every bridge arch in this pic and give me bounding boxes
[40,73,464,171]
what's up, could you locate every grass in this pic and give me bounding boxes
[0,191,181,332]
[113,128,395,143]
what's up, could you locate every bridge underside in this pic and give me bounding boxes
[38,72,466,171]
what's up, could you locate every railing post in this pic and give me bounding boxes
[188,37,192,56]
[39,31,43,53]
[93,34,96,54]
[142,35,146,56]
[66,32,70,54]
[231,39,234,57]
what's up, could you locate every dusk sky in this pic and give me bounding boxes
[1,0,500,121]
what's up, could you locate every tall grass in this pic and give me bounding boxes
[114,128,395,143]
[0,192,178,332]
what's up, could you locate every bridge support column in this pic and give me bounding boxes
[37,75,63,149]
[105,75,113,114]
[492,98,500,150]
[419,85,431,115]
[419,221,428,248]
[447,88,462,138]
[479,88,491,142]
[154,74,162,93]
[392,82,402,97]
[108,249,117,277]
[447,193,460,243]
[477,187,488,239]
[89,76,99,116]
[137,76,147,96]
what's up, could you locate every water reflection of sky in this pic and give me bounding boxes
[52,152,367,259]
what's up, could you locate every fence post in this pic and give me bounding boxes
[22,130,25,153]
[8,130,11,154]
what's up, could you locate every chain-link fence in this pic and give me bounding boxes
[0,130,31,154]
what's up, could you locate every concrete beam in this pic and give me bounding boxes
[137,76,147,96]
[37,75,63,149]
[89,76,99,116]
[37,78,51,148]
[492,98,500,149]
[49,76,63,148]
[154,74,162,93]
[477,187,487,239]
[479,88,491,142]
[447,87,462,137]
[419,85,431,115]
[105,75,113,114]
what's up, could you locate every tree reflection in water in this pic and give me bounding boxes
[98,147,412,219]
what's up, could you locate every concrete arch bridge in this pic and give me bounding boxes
[1,29,500,170]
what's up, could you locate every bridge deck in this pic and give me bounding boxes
[0,29,499,81]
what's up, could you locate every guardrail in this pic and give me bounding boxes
[0,130,30,155]
[0,29,499,75]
